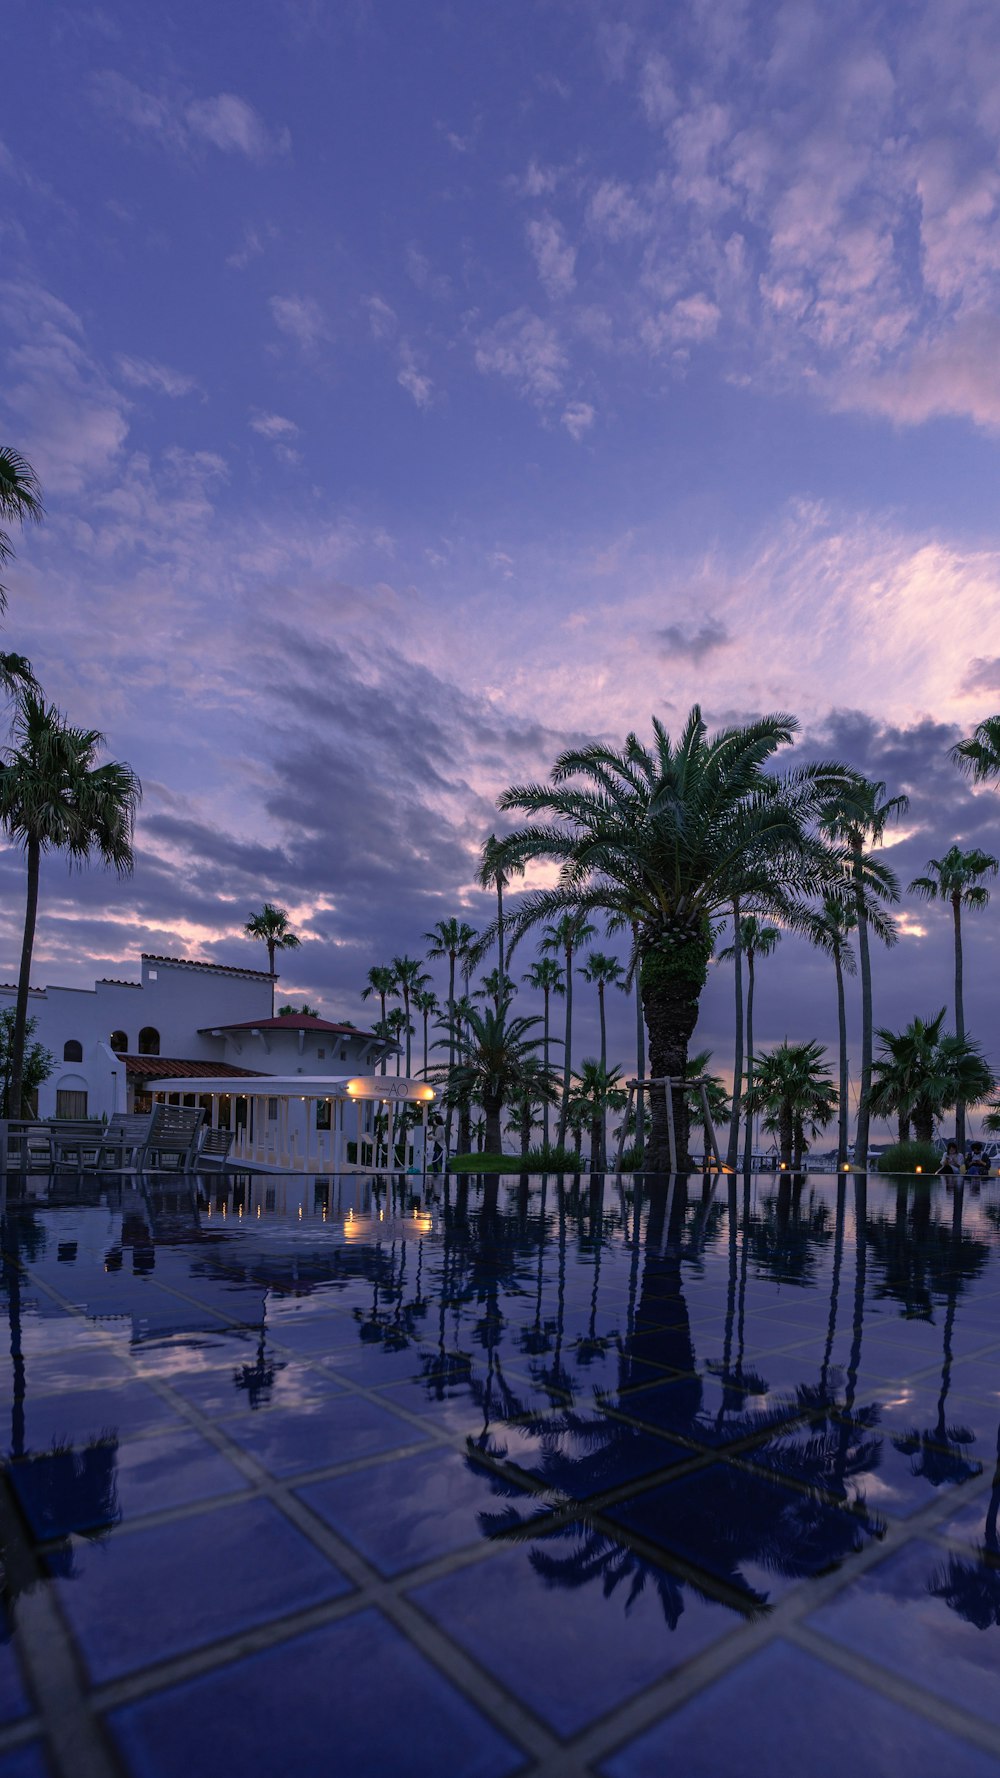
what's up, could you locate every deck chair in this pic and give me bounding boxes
[88,1112,154,1172]
[196,1127,235,1166]
[50,1120,105,1170]
[135,1104,205,1173]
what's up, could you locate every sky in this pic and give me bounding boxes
[2,0,1000,1133]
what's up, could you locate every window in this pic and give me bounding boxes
[56,1089,88,1119]
[317,1047,326,1059]
[63,1039,83,1063]
[267,1098,278,1120]
[110,1030,128,1053]
[138,1026,160,1056]
[315,1100,331,1131]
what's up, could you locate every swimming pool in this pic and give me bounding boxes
[0,1169,998,1777]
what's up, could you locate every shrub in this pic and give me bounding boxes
[523,1144,584,1173]
[876,1139,941,1175]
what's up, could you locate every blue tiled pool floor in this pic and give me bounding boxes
[0,1169,999,1777]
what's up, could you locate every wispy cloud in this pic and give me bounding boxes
[474,308,567,405]
[93,72,290,162]
[117,355,198,397]
[269,293,328,349]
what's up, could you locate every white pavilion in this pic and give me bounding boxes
[150,1072,437,1173]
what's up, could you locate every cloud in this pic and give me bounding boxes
[963,655,1000,694]
[185,93,291,161]
[93,73,290,162]
[249,412,299,440]
[474,308,567,405]
[397,354,433,408]
[561,400,595,440]
[656,618,730,662]
[116,355,198,397]
[366,295,397,341]
[526,215,576,299]
[0,279,129,494]
[841,313,1000,430]
[269,294,328,349]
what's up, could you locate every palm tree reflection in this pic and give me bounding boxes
[929,1419,1000,1630]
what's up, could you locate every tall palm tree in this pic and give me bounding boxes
[244,903,301,1015]
[745,1040,837,1169]
[869,1010,994,1144]
[910,844,999,1147]
[719,915,781,1171]
[361,965,396,1074]
[391,955,430,1077]
[522,957,564,1150]
[579,950,624,1167]
[413,987,439,1079]
[474,967,515,1008]
[383,1007,410,1076]
[0,692,140,1115]
[951,717,1000,786]
[540,912,596,1151]
[437,998,548,1153]
[823,777,908,1168]
[571,1059,627,1174]
[494,709,851,1169]
[803,895,858,1168]
[477,834,524,985]
[425,918,478,1145]
[0,447,43,611]
[723,896,744,1171]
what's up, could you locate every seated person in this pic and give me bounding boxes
[964,1141,990,1179]
[937,1141,965,1176]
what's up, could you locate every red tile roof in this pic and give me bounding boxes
[121,1056,268,1080]
[199,1014,380,1038]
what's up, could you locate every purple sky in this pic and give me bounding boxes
[2,0,1000,1133]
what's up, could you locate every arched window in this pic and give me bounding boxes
[138,1026,160,1056]
[110,1030,128,1054]
[63,1039,83,1063]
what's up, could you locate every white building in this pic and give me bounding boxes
[0,952,392,1123]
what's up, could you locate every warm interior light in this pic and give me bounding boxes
[915,1165,922,1174]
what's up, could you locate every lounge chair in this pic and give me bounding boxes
[135,1104,205,1173]
[50,1120,105,1170]
[196,1127,235,1166]
[87,1112,155,1173]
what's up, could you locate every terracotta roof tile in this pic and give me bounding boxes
[121,1056,268,1080]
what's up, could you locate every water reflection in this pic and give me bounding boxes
[0,1166,998,1643]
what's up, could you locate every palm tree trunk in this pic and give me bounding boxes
[497,881,504,992]
[268,939,276,1016]
[641,947,704,1170]
[742,951,755,1173]
[590,1117,600,1173]
[634,966,645,1159]
[598,981,607,1170]
[954,896,965,1148]
[380,991,387,1075]
[834,949,849,1167]
[520,1103,531,1158]
[10,837,40,1118]
[403,991,412,1077]
[542,988,550,1151]
[422,1012,429,1079]
[557,943,573,1150]
[484,1094,502,1154]
[852,847,873,1167]
[446,954,456,1146]
[727,898,743,1170]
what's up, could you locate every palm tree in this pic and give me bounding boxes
[803,895,858,1168]
[475,967,515,1008]
[361,965,396,1074]
[413,987,439,1078]
[477,834,524,985]
[719,915,781,1170]
[522,957,565,1150]
[494,709,851,1169]
[745,1040,837,1169]
[869,1010,994,1144]
[579,950,624,1167]
[383,1007,410,1076]
[437,998,548,1153]
[244,903,301,1015]
[951,717,1000,785]
[910,845,999,1146]
[0,447,43,611]
[572,1059,627,1173]
[822,777,907,1167]
[0,692,139,1115]
[505,1059,559,1159]
[391,955,430,1077]
[540,913,596,1151]
[425,918,478,1145]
